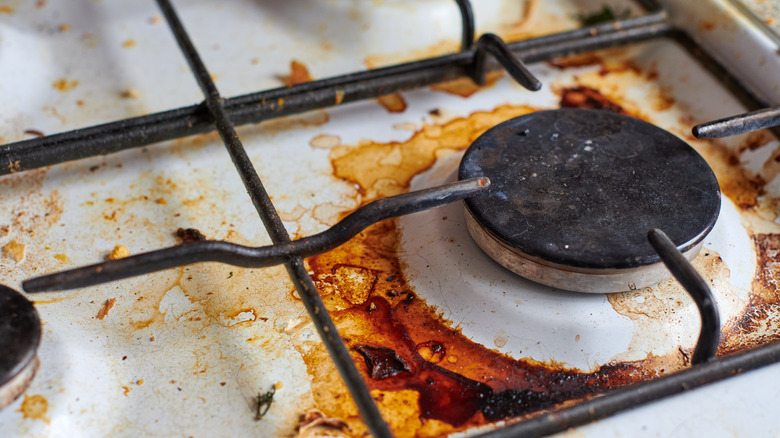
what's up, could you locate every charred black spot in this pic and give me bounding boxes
[175,227,206,243]
[356,345,412,380]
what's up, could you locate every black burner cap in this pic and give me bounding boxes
[1,285,41,387]
[459,109,720,270]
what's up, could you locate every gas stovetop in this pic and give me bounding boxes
[1,1,780,437]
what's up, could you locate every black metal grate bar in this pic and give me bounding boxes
[648,229,720,365]
[455,0,475,51]
[23,178,489,292]
[0,12,670,177]
[7,2,778,436]
[693,106,780,139]
[153,0,393,436]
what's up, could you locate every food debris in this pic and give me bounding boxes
[7,160,21,173]
[297,410,350,435]
[18,394,49,424]
[376,93,407,113]
[52,78,79,92]
[58,24,69,32]
[309,134,341,149]
[3,240,26,262]
[175,227,206,243]
[96,298,117,320]
[0,225,10,237]
[108,245,130,260]
[120,88,141,100]
[54,253,70,263]
[155,197,167,204]
[277,60,313,86]
[254,387,275,421]
[0,5,14,14]
[122,39,136,48]
[23,129,45,137]
[149,16,161,24]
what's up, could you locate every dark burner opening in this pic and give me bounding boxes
[459,109,720,292]
[0,285,41,408]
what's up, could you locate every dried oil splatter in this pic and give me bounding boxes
[18,394,50,424]
[376,93,407,113]
[277,60,313,86]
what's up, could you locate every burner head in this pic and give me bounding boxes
[0,285,41,409]
[459,109,720,293]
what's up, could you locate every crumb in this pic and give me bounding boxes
[96,298,116,320]
[155,197,166,205]
[0,225,10,237]
[122,39,135,48]
[108,245,130,260]
[150,16,161,24]
[274,381,283,390]
[120,88,141,100]
[54,253,70,263]
[58,24,69,32]
[4,240,26,262]
[0,6,14,14]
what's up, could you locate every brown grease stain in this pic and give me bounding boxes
[376,93,408,113]
[277,60,313,87]
[305,102,672,435]
[330,104,536,202]
[305,60,780,434]
[307,217,651,435]
[720,234,780,354]
[52,78,79,92]
[430,71,504,98]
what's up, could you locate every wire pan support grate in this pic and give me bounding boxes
[6,1,780,437]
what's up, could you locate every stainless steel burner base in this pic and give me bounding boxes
[464,206,703,293]
[0,356,39,410]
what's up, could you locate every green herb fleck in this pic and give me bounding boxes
[578,5,631,26]
[254,387,275,420]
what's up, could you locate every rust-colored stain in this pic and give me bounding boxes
[719,234,780,354]
[52,78,79,92]
[96,298,117,320]
[18,394,50,424]
[376,93,407,113]
[559,85,628,114]
[277,60,313,87]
